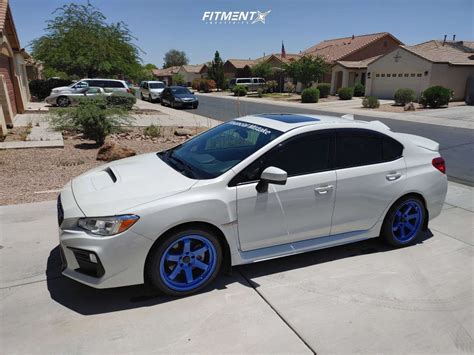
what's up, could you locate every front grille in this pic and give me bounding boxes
[57,195,64,227]
[69,247,105,278]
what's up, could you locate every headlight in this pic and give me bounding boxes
[77,215,139,236]
[174,97,182,102]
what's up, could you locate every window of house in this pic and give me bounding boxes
[381,74,385,77]
[417,73,422,77]
[387,74,391,77]
[410,73,416,77]
[404,73,409,77]
[392,74,397,77]
[376,73,380,77]
[398,74,403,77]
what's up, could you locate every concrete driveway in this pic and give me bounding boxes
[1,183,473,354]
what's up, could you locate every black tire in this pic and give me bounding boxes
[170,100,175,109]
[145,227,223,297]
[56,96,70,107]
[140,93,145,100]
[193,103,199,109]
[380,195,426,247]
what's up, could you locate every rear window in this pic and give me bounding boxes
[107,80,126,88]
[237,78,251,84]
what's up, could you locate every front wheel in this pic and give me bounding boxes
[145,228,223,296]
[56,96,70,107]
[381,196,426,247]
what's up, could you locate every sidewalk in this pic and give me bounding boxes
[197,92,474,129]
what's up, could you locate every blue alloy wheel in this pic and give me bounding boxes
[391,200,423,243]
[159,235,217,292]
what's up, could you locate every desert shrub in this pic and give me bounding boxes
[284,82,295,93]
[233,85,247,96]
[394,88,416,105]
[106,91,136,110]
[192,79,216,92]
[265,80,278,93]
[419,86,452,108]
[316,83,330,98]
[353,82,365,97]
[301,88,320,103]
[338,87,353,100]
[257,88,264,98]
[362,96,380,108]
[29,78,72,101]
[191,78,201,91]
[144,124,161,137]
[50,96,130,145]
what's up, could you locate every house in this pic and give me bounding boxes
[0,0,30,132]
[22,51,43,81]
[303,32,402,94]
[152,64,207,86]
[365,39,474,100]
[223,59,254,79]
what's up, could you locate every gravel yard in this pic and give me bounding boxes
[0,127,203,205]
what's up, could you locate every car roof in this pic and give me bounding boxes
[236,113,369,132]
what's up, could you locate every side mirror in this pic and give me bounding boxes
[256,166,287,193]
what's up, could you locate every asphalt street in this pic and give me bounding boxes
[187,95,474,185]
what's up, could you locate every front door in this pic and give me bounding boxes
[235,130,336,251]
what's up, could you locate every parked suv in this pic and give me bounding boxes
[51,79,131,94]
[229,77,266,91]
[140,81,166,102]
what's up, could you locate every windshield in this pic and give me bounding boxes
[150,82,165,89]
[158,121,282,179]
[171,87,191,95]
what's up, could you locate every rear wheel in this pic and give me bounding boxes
[381,196,425,247]
[145,228,222,296]
[140,93,145,100]
[56,96,70,107]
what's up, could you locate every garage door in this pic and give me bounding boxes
[371,73,424,99]
[0,55,17,115]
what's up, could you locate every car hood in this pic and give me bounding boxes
[175,93,196,99]
[71,153,197,216]
[52,86,74,93]
[150,88,164,93]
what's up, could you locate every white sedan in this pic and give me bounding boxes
[57,113,447,296]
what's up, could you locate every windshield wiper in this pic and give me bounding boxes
[169,154,197,179]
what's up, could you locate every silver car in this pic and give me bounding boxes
[51,78,131,95]
[140,81,166,102]
[58,113,447,296]
[45,87,111,107]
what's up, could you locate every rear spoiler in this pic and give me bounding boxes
[396,133,440,152]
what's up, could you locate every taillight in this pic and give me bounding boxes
[127,88,132,94]
[432,157,446,174]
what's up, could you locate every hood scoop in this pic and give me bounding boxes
[90,168,118,191]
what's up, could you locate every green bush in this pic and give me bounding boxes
[419,86,452,108]
[284,82,295,93]
[301,88,320,103]
[50,96,130,145]
[316,83,330,98]
[233,85,247,97]
[29,79,72,101]
[338,87,353,100]
[394,88,416,105]
[265,80,278,93]
[106,91,136,110]
[353,82,365,97]
[144,124,161,137]
[362,96,380,108]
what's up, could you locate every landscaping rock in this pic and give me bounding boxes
[174,128,193,136]
[404,102,416,111]
[96,141,136,162]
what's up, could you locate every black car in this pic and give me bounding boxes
[160,86,199,109]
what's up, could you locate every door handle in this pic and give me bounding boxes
[314,185,334,194]
[386,172,402,181]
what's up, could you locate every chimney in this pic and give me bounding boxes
[352,34,355,40]
[443,35,447,45]
[453,34,456,41]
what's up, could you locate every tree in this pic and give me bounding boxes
[251,61,272,79]
[284,55,329,89]
[207,51,225,90]
[172,73,185,86]
[163,49,188,68]
[31,3,141,79]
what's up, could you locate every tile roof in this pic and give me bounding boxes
[303,32,401,63]
[0,0,8,32]
[402,40,474,65]
[225,59,255,69]
[152,66,181,77]
[181,64,206,73]
[336,55,383,69]
[255,53,301,64]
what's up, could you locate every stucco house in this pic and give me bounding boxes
[365,39,474,100]
[223,59,254,79]
[303,32,402,94]
[152,64,207,86]
[0,0,30,133]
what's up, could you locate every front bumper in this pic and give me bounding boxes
[58,188,154,289]
[175,100,198,107]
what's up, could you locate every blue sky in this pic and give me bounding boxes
[10,0,473,67]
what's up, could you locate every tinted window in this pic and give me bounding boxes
[238,78,251,84]
[336,129,402,169]
[108,80,125,88]
[171,87,191,95]
[232,131,333,185]
[88,80,106,88]
[149,82,165,89]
